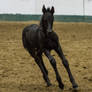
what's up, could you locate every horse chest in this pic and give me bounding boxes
[45,32,59,50]
[45,39,58,50]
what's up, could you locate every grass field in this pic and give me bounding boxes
[0,21,92,92]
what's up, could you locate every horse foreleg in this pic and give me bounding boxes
[55,43,78,89]
[44,50,64,89]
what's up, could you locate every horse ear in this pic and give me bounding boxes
[42,5,46,14]
[51,6,55,14]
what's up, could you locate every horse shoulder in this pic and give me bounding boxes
[49,31,59,42]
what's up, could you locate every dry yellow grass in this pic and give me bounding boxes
[0,21,92,92]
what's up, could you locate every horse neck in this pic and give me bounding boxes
[40,18,47,33]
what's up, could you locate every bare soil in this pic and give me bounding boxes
[0,21,92,92]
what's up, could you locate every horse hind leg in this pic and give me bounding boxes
[37,49,48,75]
[27,48,51,86]
[34,55,51,87]
[40,58,48,75]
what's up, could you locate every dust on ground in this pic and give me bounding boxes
[0,21,92,92]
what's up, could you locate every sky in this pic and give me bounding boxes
[0,0,92,15]
[0,0,35,14]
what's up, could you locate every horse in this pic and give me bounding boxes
[22,5,78,89]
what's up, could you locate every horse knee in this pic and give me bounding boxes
[50,58,56,68]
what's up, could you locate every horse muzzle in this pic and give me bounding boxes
[47,29,52,33]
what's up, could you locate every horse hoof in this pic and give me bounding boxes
[59,84,64,90]
[47,83,52,87]
[73,84,78,89]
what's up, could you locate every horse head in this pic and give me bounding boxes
[40,5,55,34]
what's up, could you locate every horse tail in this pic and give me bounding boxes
[22,28,28,49]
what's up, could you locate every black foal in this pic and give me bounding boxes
[22,5,78,89]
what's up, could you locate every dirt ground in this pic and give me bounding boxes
[0,21,92,92]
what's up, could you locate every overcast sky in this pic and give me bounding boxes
[0,0,92,15]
